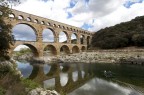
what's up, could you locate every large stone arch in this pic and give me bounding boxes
[44,45,57,56]
[12,22,39,41]
[60,45,70,55]
[80,35,85,44]
[12,44,39,57]
[12,23,38,34]
[58,31,69,43]
[42,28,56,42]
[72,46,80,53]
[71,33,78,44]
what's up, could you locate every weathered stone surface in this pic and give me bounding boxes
[28,88,59,95]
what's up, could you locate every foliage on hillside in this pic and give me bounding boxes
[14,48,32,56]
[91,16,144,49]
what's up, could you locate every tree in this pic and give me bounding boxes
[0,1,15,60]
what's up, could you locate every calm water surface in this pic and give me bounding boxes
[16,61,144,95]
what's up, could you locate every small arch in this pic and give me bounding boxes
[47,22,51,26]
[41,21,45,25]
[26,17,31,22]
[63,26,65,29]
[53,24,56,27]
[67,27,69,30]
[9,13,15,18]
[60,45,70,55]
[44,45,57,56]
[81,46,86,52]
[58,25,61,28]
[18,15,24,20]
[34,19,39,23]
[72,46,80,53]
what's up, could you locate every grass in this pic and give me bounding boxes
[0,87,6,95]
[21,78,40,90]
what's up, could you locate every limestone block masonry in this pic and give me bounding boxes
[4,9,94,58]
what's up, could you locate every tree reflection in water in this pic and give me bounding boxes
[16,62,144,95]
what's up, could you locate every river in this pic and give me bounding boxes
[14,60,144,95]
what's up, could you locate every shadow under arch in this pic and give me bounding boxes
[72,46,80,53]
[28,65,41,80]
[87,36,91,45]
[60,45,70,55]
[44,45,57,56]
[81,46,86,52]
[46,63,60,77]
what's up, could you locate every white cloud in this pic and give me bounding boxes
[12,0,144,33]
[90,1,144,31]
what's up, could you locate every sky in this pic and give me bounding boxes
[11,0,144,32]
[9,0,144,50]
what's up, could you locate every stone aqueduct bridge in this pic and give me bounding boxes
[4,9,93,57]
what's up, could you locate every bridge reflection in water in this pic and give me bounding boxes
[17,62,144,95]
[20,62,94,94]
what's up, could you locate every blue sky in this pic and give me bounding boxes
[12,0,144,32]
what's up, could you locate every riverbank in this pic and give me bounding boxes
[54,47,144,64]
[0,60,60,95]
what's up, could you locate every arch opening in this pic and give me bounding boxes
[71,33,77,44]
[12,44,39,59]
[26,17,31,22]
[42,28,55,42]
[41,21,45,25]
[59,31,68,43]
[44,45,57,56]
[60,45,70,55]
[12,24,37,41]
[72,71,78,82]
[80,35,85,44]
[18,15,24,20]
[87,36,90,45]
[60,73,68,87]
[9,13,15,18]
[81,46,86,52]
[34,19,39,23]
[72,46,80,53]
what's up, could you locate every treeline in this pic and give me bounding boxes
[91,16,144,49]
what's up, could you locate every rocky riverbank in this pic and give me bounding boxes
[55,48,144,64]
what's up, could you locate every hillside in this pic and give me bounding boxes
[91,16,144,49]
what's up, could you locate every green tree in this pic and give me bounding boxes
[0,1,17,60]
[132,34,144,46]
